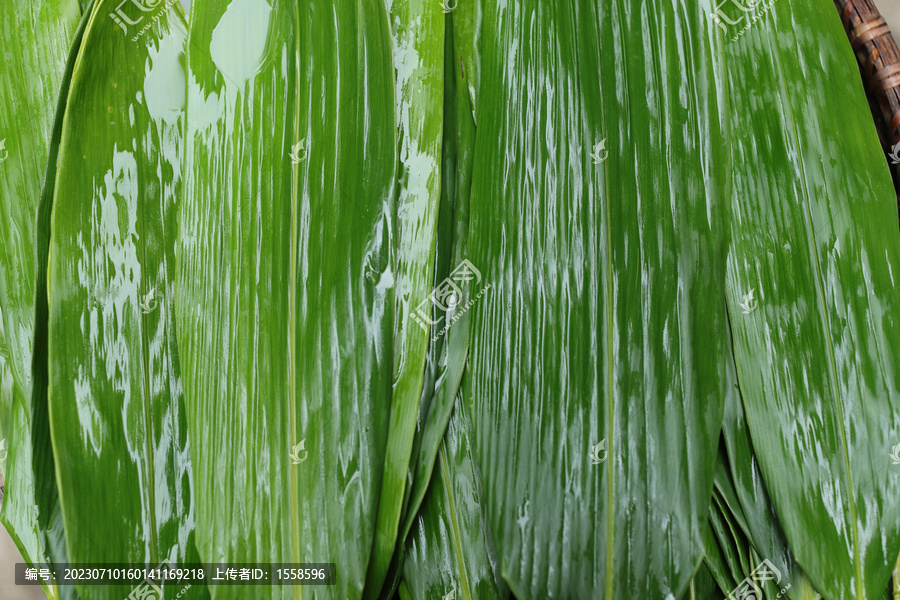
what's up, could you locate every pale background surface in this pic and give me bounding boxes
[879,0,900,35]
[2,1,900,599]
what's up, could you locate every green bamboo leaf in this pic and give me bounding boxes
[723,1,900,598]
[401,380,508,600]
[26,7,97,600]
[375,18,473,597]
[707,483,814,600]
[718,340,819,600]
[46,2,206,598]
[710,489,752,587]
[704,514,738,597]
[177,0,396,598]
[399,8,477,548]
[685,564,720,600]
[0,1,84,596]
[449,0,481,120]
[365,0,445,595]
[707,487,787,600]
[466,1,729,597]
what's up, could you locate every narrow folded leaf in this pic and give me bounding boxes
[449,0,482,121]
[467,1,729,597]
[401,381,508,600]
[400,10,476,548]
[365,0,444,595]
[46,3,206,599]
[178,0,396,598]
[723,1,900,597]
[719,341,818,599]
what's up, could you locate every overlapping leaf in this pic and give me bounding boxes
[401,380,507,600]
[365,0,445,595]
[398,9,477,552]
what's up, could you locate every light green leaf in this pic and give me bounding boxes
[399,8,476,549]
[723,1,900,598]
[46,2,206,599]
[450,0,482,120]
[466,1,729,597]
[365,0,445,595]
[0,1,84,597]
[177,0,397,598]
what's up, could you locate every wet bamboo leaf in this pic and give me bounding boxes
[466,1,729,597]
[723,1,900,598]
[0,1,84,597]
[450,0,482,120]
[685,564,720,600]
[365,0,445,595]
[401,380,508,600]
[718,341,819,600]
[399,9,476,550]
[178,0,396,598]
[45,2,206,599]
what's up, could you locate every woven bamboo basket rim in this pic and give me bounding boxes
[834,0,900,215]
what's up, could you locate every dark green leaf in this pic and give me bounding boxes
[467,1,729,597]
[723,1,900,597]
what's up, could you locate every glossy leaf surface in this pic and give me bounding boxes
[46,2,205,599]
[0,1,83,597]
[366,0,444,594]
[399,11,476,549]
[466,1,729,597]
[723,1,900,598]
[401,383,508,600]
[719,346,818,600]
[177,0,396,598]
